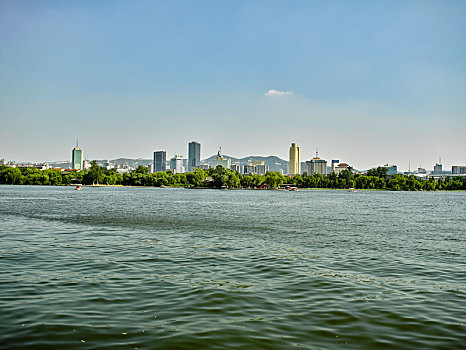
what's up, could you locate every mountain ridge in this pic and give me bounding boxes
[47,155,289,173]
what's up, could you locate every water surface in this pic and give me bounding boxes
[0,185,465,349]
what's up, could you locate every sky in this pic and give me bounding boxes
[1,0,465,171]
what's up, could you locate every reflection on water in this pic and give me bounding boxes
[0,186,465,349]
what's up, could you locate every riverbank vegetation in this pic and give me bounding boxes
[0,163,465,191]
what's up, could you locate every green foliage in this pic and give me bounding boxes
[366,166,389,179]
[186,169,207,187]
[135,165,149,174]
[265,172,285,188]
[1,164,465,191]
[210,166,242,188]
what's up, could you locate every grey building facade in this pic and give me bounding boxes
[188,141,201,172]
[154,151,167,172]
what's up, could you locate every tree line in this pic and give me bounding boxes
[0,163,465,191]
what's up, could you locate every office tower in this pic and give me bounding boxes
[169,155,184,173]
[452,166,466,174]
[288,143,301,175]
[154,151,167,172]
[306,151,327,175]
[433,159,442,174]
[71,141,83,170]
[188,141,201,172]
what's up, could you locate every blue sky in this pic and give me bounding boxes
[1,0,465,170]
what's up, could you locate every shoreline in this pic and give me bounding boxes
[0,184,464,192]
[60,184,466,192]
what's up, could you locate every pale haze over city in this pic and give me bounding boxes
[1,0,465,171]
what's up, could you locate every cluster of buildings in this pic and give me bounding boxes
[152,142,271,175]
[288,143,466,178]
[2,141,465,179]
[151,141,384,177]
[153,141,202,174]
[288,142,351,176]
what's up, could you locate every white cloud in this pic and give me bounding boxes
[264,89,294,97]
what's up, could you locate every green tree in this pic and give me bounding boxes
[186,169,207,187]
[135,165,149,174]
[366,167,388,179]
[265,172,285,189]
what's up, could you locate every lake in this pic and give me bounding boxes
[0,185,465,349]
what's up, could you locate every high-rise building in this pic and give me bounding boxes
[433,159,443,174]
[170,155,184,173]
[288,143,301,175]
[71,142,83,170]
[188,141,201,172]
[154,151,167,172]
[452,166,466,174]
[306,152,327,175]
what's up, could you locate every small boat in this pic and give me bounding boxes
[348,188,357,192]
[75,185,83,190]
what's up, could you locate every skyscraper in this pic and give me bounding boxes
[306,151,327,175]
[71,141,83,170]
[188,141,201,172]
[154,151,167,172]
[289,143,301,175]
[170,155,184,173]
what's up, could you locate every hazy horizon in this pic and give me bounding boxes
[1,1,465,171]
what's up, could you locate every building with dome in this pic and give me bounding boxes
[213,147,231,169]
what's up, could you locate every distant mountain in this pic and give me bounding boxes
[202,155,288,173]
[49,161,72,168]
[48,156,289,173]
[104,158,151,167]
[48,158,151,169]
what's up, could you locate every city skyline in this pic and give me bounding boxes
[0,138,463,173]
[1,1,465,170]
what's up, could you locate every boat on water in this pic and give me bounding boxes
[75,185,83,190]
[348,188,357,192]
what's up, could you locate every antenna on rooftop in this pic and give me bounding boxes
[76,139,79,148]
[316,147,319,158]
[439,157,442,165]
